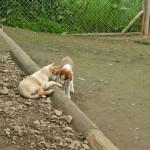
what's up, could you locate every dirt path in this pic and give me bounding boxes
[0,35,90,150]
[4,26,150,150]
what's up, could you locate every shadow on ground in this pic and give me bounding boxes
[4,26,150,150]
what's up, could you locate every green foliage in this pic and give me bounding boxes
[0,0,141,33]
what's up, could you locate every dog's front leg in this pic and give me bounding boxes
[65,82,71,99]
[44,81,62,90]
[70,80,75,93]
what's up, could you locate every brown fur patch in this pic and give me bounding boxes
[59,68,72,80]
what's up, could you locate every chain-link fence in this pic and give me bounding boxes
[0,0,142,33]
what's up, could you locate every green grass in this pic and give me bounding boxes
[0,0,141,33]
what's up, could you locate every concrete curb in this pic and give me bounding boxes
[62,32,142,36]
[0,28,119,150]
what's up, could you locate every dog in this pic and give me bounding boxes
[18,63,62,99]
[54,56,74,99]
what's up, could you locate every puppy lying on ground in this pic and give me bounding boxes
[18,63,62,99]
[54,56,74,99]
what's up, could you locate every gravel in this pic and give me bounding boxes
[0,52,90,150]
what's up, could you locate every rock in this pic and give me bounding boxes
[3,78,9,82]
[54,109,63,117]
[69,140,81,149]
[33,120,41,129]
[30,142,36,149]
[78,77,86,81]
[0,87,9,95]
[0,81,3,86]
[25,101,32,106]
[82,143,90,149]
[46,97,52,103]
[64,137,72,143]
[3,82,9,87]
[40,120,47,127]
[65,115,73,123]
[4,128,11,137]
[2,69,9,73]
[64,126,73,131]
[51,114,58,119]
[13,126,23,136]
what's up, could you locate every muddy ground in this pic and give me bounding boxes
[3,26,150,150]
[0,35,90,150]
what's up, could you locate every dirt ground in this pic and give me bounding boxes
[3,26,150,150]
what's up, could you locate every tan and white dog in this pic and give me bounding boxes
[18,63,62,99]
[54,56,74,99]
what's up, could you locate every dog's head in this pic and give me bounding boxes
[49,64,73,85]
[54,68,72,84]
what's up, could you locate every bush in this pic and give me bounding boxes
[0,0,141,33]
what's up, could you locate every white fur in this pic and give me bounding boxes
[61,64,74,99]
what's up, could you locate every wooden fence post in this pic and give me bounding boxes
[142,0,150,35]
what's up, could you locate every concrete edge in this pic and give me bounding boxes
[0,28,119,150]
[62,32,142,37]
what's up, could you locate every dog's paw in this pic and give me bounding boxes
[70,89,75,94]
[55,83,62,88]
[42,95,46,98]
[67,95,71,99]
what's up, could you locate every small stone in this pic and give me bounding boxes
[3,82,9,87]
[14,126,23,136]
[54,109,63,116]
[4,128,11,137]
[46,97,52,103]
[65,115,72,123]
[25,101,32,106]
[0,81,3,86]
[0,87,9,95]
[30,142,36,148]
[78,77,86,81]
[82,143,90,149]
[51,114,57,119]
[69,141,81,149]
[4,78,9,82]
[64,127,72,131]
[40,120,47,127]
[33,120,41,129]
[47,105,51,111]
[64,137,72,143]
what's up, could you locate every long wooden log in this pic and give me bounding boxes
[121,10,143,34]
[0,28,119,150]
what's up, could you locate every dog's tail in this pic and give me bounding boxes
[61,56,73,68]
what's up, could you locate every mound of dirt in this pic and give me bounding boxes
[0,52,90,150]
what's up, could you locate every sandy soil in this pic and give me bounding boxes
[3,26,150,150]
[0,35,90,150]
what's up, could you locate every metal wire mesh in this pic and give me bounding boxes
[0,0,142,33]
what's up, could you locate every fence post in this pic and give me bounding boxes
[142,0,150,35]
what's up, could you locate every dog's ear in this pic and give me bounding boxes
[59,68,72,80]
[50,66,61,75]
